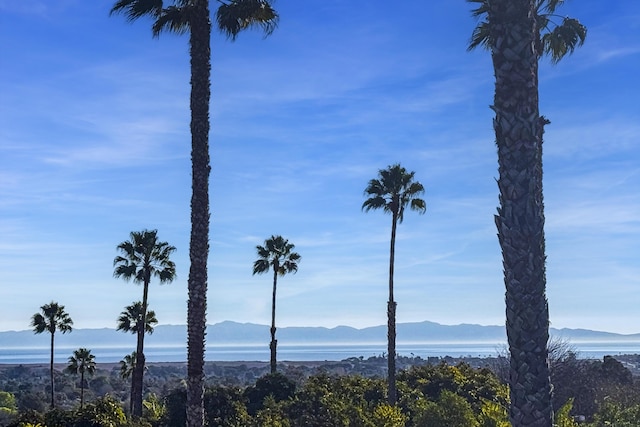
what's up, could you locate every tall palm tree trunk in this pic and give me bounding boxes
[132,279,149,417]
[49,331,55,408]
[490,1,553,425]
[270,267,278,373]
[186,1,211,426]
[387,212,398,405]
[129,374,134,414]
[80,370,85,409]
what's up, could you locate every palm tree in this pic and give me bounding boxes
[467,1,585,425]
[113,229,176,417]
[253,235,301,374]
[120,352,137,382]
[120,351,137,414]
[65,348,96,409]
[118,302,158,414]
[362,163,426,405]
[117,302,159,336]
[109,3,278,426]
[31,301,73,409]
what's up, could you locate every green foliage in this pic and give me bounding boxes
[43,408,76,427]
[0,391,17,411]
[371,403,407,427]
[479,398,509,427]
[74,395,127,427]
[0,391,18,427]
[588,402,640,427]
[12,409,45,427]
[161,387,186,427]
[554,398,579,427]
[414,390,479,427]
[204,386,251,427]
[398,362,507,413]
[142,393,165,423]
[287,374,387,426]
[253,396,290,427]
[244,373,296,416]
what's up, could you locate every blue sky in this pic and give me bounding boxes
[1,0,639,335]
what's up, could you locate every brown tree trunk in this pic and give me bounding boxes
[489,1,553,425]
[186,1,211,426]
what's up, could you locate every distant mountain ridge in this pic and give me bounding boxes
[2,321,639,349]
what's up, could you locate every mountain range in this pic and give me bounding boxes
[2,321,639,349]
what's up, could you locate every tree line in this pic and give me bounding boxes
[2,355,640,426]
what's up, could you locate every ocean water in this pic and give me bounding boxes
[1,341,639,364]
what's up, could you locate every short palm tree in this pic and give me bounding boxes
[120,351,137,415]
[118,302,158,414]
[468,1,586,425]
[113,229,176,417]
[120,351,137,381]
[253,235,301,374]
[65,348,96,409]
[110,3,278,426]
[31,301,73,409]
[362,163,426,405]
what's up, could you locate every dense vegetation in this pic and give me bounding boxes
[1,354,640,426]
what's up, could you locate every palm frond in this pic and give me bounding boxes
[538,0,565,15]
[541,17,587,63]
[152,5,191,37]
[110,0,164,20]
[467,0,488,18]
[253,235,300,276]
[216,0,279,40]
[253,258,271,275]
[468,21,491,51]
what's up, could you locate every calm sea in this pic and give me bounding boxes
[1,342,639,364]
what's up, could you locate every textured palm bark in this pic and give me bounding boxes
[186,1,211,426]
[489,1,553,426]
[387,210,398,405]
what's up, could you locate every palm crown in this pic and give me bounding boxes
[468,0,587,63]
[117,302,159,335]
[113,230,176,284]
[66,348,96,376]
[111,0,278,39]
[253,235,301,277]
[362,163,427,222]
[31,302,74,336]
